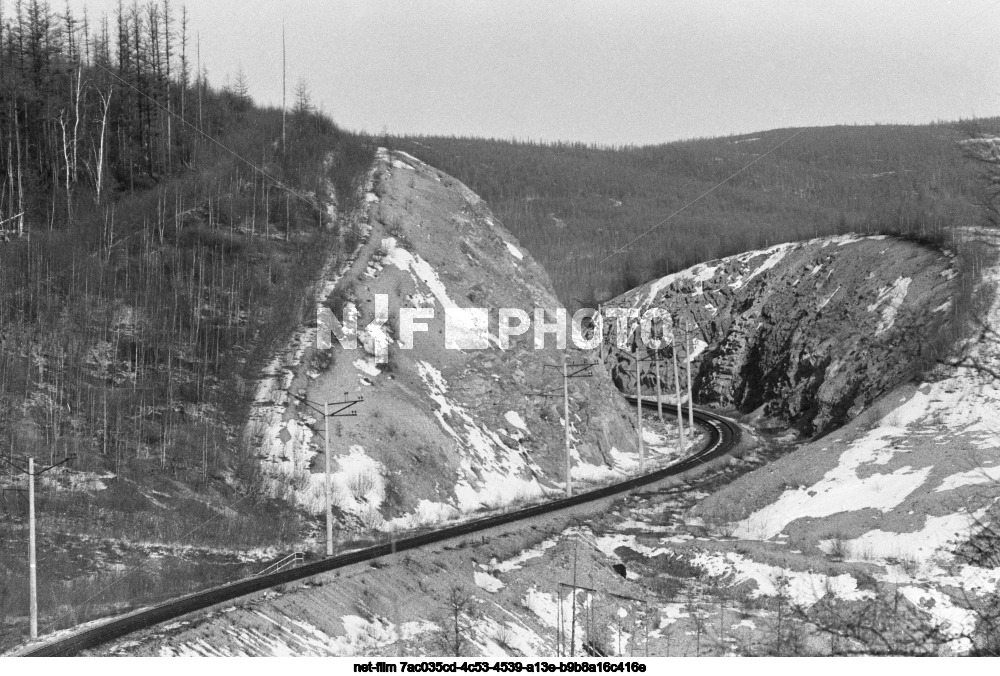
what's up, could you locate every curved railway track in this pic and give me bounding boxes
[20,399,741,656]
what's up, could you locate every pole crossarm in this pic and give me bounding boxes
[325,398,363,417]
[316,395,363,558]
[0,456,28,473]
[545,361,598,373]
[34,456,76,476]
[1,455,75,475]
[289,392,364,421]
[286,391,326,417]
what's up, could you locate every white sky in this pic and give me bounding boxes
[69,0,1000,145]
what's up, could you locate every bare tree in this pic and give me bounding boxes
[794,587,951,655]
[88,85,113,203]
[685,587,707,656]
[438,585,476,657]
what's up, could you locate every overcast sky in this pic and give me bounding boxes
[71,0,1000,145]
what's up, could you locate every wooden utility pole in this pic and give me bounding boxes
[635,352,644,473]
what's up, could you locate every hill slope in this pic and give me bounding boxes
[680,230,1000,653]
[395,121,1000,305]
[251,149,676,534]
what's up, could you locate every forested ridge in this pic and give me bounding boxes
[395,122,1000,306]
[0,0,374,648]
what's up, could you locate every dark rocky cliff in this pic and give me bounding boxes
[602,236,956,436]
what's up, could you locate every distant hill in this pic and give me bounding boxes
[395,120,1000,306]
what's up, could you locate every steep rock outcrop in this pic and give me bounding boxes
[253,150,638,530]
[603,236,956,436]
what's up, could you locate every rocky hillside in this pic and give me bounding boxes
[251,149,649,534]
[682,228,1000,653]
[602,236,957,437]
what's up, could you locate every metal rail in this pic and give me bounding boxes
[19,400,741,657]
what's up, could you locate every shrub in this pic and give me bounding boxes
[349,468,379,502]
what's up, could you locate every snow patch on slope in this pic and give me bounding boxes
[733,386,940,540]
[384,240,495,349]
[867,276,911,336]
[692,550,873,604]
[415,361,548,511]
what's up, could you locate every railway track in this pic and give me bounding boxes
[20,399,741,656]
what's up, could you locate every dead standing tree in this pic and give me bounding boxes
[439,585,476,657]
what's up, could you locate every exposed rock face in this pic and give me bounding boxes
[254,149,637,530]
[603,236,956,436]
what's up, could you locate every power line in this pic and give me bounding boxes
[939,0,1000,40]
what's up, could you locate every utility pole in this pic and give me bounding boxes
[289,392,363,557]
[635,352,644,473]
[685,318,694,444]
[1,454,75,639]
[655,351,663,424]
[539,358,597,497]
[672,340,685,455]
[281,23,287,151]
[28,458,36,640]
[557,583,563,657]
[320,394,363,557]
[324,402,331,556]
[570,536,578,657]
[563,354,571,497]
[196,32,202,132]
